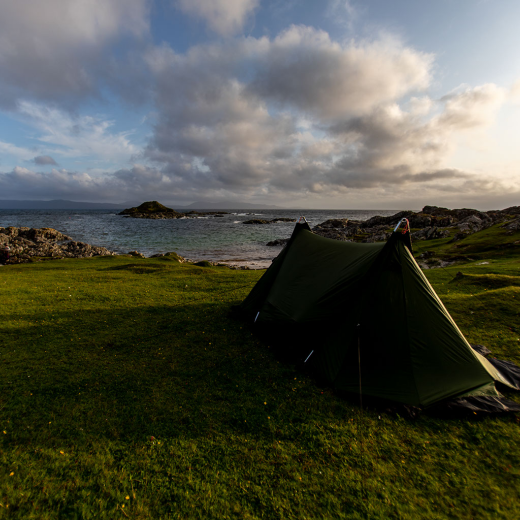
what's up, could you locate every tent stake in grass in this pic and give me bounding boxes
[304,350,314,363]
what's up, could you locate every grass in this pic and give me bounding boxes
[411,221,520,262]
[1,244,520,519]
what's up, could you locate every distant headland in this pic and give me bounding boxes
[0,199,287,210]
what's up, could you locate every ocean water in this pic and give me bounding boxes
[0,208,401,268]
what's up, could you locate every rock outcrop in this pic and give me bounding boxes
[119,201,229,219]
[266,205,520,247]
[0,226,116,264]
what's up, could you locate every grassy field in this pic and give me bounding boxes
[1,232,520,519]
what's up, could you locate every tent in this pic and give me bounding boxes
[238,220,518,408]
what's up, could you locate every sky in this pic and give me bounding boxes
[0,0,519,209]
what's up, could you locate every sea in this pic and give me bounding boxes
[0,208,402,268]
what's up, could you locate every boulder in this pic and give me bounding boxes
[411,227,451,241]
[314,218,351,229]
[243,219,271,225]
[149,252,186,262]
[408,214,432,228]
[360,210,414,229]
[502,218,520,232]
[457,215,492,233]
[266,238,289,247]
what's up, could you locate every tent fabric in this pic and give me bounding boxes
[239,224,516,407]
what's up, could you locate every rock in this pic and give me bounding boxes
[502,218,520,232]
[421,205,451,216]
[266,238,289,246]
[499,206,520,216]
[408,214,432,228]
[457,215,492,233]
[304,204,518,247]
[363,232,392,243]
[149,252,186,262]
[0,227,116,264]
[313,229,352,241]
[128,251,145,258]
[313,218,352,229]
[421,205,489,222]
[360,210,415,229]
[119,201,230,220]
[243,219,271,225]
[119,201,183,219]
[194,260,213,267]
[411,227,450,241]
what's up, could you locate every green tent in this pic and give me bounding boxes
[239,221,514,407]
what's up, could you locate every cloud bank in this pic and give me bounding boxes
[0,0,150,107]
[0,2,517,208]
[139,27,516,205]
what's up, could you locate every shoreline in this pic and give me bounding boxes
[2,204,519,268]
[0,225,275,269]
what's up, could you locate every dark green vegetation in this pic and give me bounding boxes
[1,224,520,519]
[412,221,520,264]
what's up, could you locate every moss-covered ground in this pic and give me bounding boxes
[1,231,519,518]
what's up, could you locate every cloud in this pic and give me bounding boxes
[0,0,150,106]
[0,140,35,161]
[139,27,516,205]
[326,0,359,31]
[509,79,520,104]
[176,0,259,36]
[437,84,506,130]
[32,155,58,166]
[143,30,448,198]
[17,101,138,164]
[0,166,101,200]
[248,26,432,119]
[0,19,515,208]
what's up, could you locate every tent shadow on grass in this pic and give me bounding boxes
[3,301,356,446]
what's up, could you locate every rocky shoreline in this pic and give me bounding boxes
[267,205,520,247]
[0,226,116,264]
[0,227,260,269]
[3,204,519,268]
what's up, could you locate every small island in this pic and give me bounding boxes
[119,201,228,219]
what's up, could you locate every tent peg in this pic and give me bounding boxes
[304,350,314,363]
